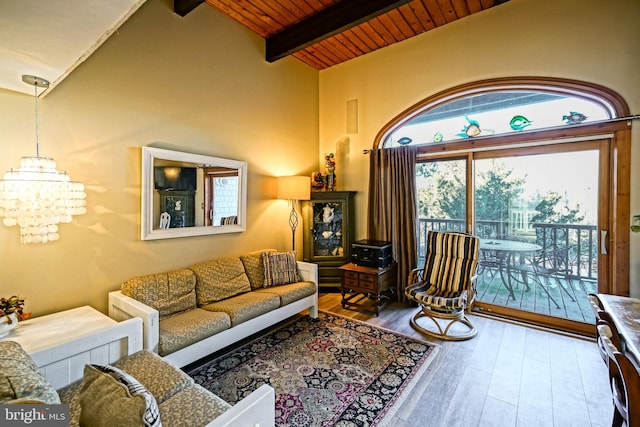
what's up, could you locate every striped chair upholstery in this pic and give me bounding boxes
[405,231,480,340]
[220,216,238,225]
[406,231,479,309]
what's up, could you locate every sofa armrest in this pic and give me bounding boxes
[296,261,318,318]
[296,261,318,284]
[205,384,275,427]
[108,290,159,353]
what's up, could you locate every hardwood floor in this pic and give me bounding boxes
[318,292,613,427]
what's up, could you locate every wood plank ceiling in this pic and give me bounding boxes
[176,0,509,70]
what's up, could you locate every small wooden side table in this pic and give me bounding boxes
[339,262,397,316]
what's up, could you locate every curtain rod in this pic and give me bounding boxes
[362,114,640,154]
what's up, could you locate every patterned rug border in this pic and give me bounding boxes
[189,310,441,426]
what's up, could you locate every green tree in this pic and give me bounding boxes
[474,161,525,223]
[416,161,465,219]
[531,192,585,224]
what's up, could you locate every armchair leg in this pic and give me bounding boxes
[410,306,477,341]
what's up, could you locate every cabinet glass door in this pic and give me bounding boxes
[311,200,345,258]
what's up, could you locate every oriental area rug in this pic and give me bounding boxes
[188,311,440,427]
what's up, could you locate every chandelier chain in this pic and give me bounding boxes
[33,80,40,157]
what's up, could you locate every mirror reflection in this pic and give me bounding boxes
[141,147,247,240]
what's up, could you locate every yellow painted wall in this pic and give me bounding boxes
[318,0,640,296]
[1,0,639,318]
[0,0,319,316]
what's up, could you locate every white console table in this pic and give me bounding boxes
[1,305,143,389]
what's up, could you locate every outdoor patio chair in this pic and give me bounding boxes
[477,248,504,278]
[405,231,480,341]
[511,246,576,309]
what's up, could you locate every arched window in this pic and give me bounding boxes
[373,77,633,335]
[376,77,629,149]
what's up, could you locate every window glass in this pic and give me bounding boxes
[384,91,613,147]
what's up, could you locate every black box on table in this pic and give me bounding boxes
[351,240,393,268]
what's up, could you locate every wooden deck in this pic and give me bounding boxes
[476,268,597,323]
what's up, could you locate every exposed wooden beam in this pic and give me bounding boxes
[266,0,413,63]
[173,0,203,17]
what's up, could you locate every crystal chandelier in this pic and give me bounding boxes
[0,75,86,243]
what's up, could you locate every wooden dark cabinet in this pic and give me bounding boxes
[158,190,195,228]
[303,191,356,285]
[339,262,397,316]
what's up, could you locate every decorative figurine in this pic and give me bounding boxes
[562,111,587,125]
[322,205,334,223]
[325,153,336,191]
[509,115,532,131]
[457,116,482,138]
[311,171,325,191]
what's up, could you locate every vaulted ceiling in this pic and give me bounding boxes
[175,0,510,70]
[0,0,146,96]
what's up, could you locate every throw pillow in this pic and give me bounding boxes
[79,364,161,427]
[240,249,276,290]
[0,341,61,404]
[262,251,300,287]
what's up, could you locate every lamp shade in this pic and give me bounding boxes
[277,176,310,201]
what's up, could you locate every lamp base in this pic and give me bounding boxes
[289,204,299,251]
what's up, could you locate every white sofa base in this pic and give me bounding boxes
[108,260,319,367]
[28,312,275,427]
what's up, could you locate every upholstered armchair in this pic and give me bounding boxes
[405,231,480,341]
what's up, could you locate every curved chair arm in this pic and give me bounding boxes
[467,274,478,310]
[408,268,424,285]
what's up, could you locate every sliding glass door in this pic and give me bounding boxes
[416,140,609,331]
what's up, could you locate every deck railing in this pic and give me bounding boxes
[417,218,598,280]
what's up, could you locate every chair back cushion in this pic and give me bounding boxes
[122,269,197,319]
[0,341,61,404]
[191,257,251,305]
[422,231,479,297]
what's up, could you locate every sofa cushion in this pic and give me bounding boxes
[158,308,231,356]
[0,340,61,404]
[240,249,276,290]
[158,384,230,427]
[254,281,317,306]
[121,269,197,319]
[58,381,83,427]
[113,350,193,403]
[262,251,300,287]
[191,257,251,305]
[57,351,199,427]
[201,292,280,327]
[79,364,161,427]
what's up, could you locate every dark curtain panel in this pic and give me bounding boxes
[367,146,418,302]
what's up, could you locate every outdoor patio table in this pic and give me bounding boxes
[480,239,542,300]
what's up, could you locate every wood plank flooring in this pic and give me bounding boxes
[318,293,613,427]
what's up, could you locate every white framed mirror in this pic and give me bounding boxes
[141,146,247,240]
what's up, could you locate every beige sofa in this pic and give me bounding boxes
[0,323,274,427]
[109,249,318,367]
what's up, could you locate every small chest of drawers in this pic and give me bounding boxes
[339,262,397,316]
